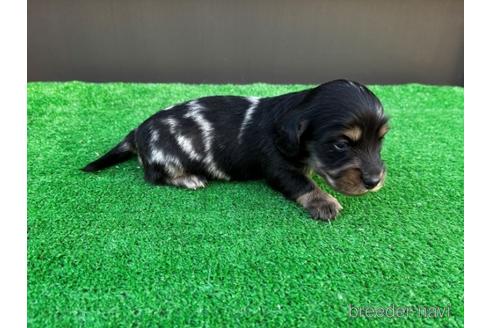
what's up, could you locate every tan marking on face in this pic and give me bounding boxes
[343,126,362,142]
[333,168,367,195]
[378,124,389,138]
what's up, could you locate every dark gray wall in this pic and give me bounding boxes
[28,0,463,85]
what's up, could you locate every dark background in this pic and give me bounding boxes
[28,0,463,85]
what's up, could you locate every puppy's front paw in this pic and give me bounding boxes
[297,188,342,221]
[307,197,342,221]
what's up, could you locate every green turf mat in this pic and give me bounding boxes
[27,82,464,327]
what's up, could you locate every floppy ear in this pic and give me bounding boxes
[274,112,309,157]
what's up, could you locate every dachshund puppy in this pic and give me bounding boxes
[82,79,389,221]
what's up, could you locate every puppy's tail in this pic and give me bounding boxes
[81,130,137,172]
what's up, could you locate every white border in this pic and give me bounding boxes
[0,0,27,327]
[464,1,492,327]
[0,1,479,327]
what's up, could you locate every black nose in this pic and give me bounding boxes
[363,176,381,189]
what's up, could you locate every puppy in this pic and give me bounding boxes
[82,79,389,221]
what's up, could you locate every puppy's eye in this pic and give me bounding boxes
[333,141,349,151]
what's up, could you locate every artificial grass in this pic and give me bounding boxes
[27,82,464,327]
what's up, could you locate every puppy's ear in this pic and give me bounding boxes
[274,112,309,157]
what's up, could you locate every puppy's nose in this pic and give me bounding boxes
[362,176,381,189]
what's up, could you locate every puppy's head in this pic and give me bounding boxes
[274,79,389,195]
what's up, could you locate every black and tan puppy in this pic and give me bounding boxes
[83,79,389,221]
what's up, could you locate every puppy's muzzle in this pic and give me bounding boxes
[318,168,386,195]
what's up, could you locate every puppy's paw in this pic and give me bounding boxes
[297,188,342,221]
[168,175,207,190]
[307,197,342,221]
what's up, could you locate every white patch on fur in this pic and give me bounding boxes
[150,130,160,143]
[168,175,207,190]
[162,117,178,134]
[150,148,165,163]
[238,97,260,142]
[376,103,384,115]
[184,100,230,180]
[119,142,131,151]
[161,116,202,161]
[149,147,183,176]
[176,134,202,161]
